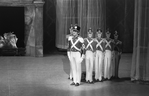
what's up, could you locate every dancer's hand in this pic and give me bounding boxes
[81,54,85,59]
[79,54,84,63]
[94,52,96,57]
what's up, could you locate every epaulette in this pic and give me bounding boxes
[84,38,87,40]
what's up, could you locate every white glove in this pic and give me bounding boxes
[80,54,85,63]
[81,54,85,59]
[94,52,96,57]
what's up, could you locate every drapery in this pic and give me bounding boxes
[131,0,149,81]
[56,0,106,49]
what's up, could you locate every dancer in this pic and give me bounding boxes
[66,24,74,80]
[104,30,114,80]
[112,31,122,79]
[69,24,85,86]
[84,28,96,84]
[94,29,105,82]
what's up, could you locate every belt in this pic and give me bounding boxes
[105,50,112,51]
[71,49,81,52]
[86,49,93,52]
[96,49,103,52]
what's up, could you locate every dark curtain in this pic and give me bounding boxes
[56,0,106,49]
[131,0,149,81]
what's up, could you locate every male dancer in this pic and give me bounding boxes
[94,29,105,82]
[104,30,114,80]
[69,24,85,86]
[66,24,73,80]
[84,28,96,84]
[112,31,122,79]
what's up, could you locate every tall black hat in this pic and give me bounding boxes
[97,28,102,34]
[73,24,80,32]
[114,31,118,37]
[88,28,93,34]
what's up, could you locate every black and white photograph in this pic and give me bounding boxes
[0,0,149,96]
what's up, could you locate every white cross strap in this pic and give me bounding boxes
[96,39,103,51]
[70,38,81,51]
[86,38,94,51]
[116,40,122,45]
[105,40,112,48]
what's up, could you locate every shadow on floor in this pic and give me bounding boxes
[111,77,131,82]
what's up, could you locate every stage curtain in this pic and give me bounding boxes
[56,0,106,49]
[131,0,149,81]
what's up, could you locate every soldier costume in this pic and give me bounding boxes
[94,29,105,82]
[112,31,122,79]
[84,28,96,84]
[104,30,114,80]
[69,25,85,86]
[66,24,74,80]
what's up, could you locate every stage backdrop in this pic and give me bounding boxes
[56,0,106,49]
[0,0,44,56]
[131,0,149,81]
[106,0,135,53]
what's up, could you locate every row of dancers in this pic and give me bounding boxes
[66,24,122,86]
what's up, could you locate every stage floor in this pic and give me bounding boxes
[0,53,149,96]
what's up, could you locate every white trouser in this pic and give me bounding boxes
[104,50,112,79]
[85,50,94,82]
[67,51,73,79]
[95,50,104,81]
[70,52,82,84]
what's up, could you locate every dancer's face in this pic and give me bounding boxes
[97,32,102,38]
[106,34,110,39]
[88,32,93,38]
[73,30,78,37]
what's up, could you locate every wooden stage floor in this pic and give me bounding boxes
[0,53,149,96]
